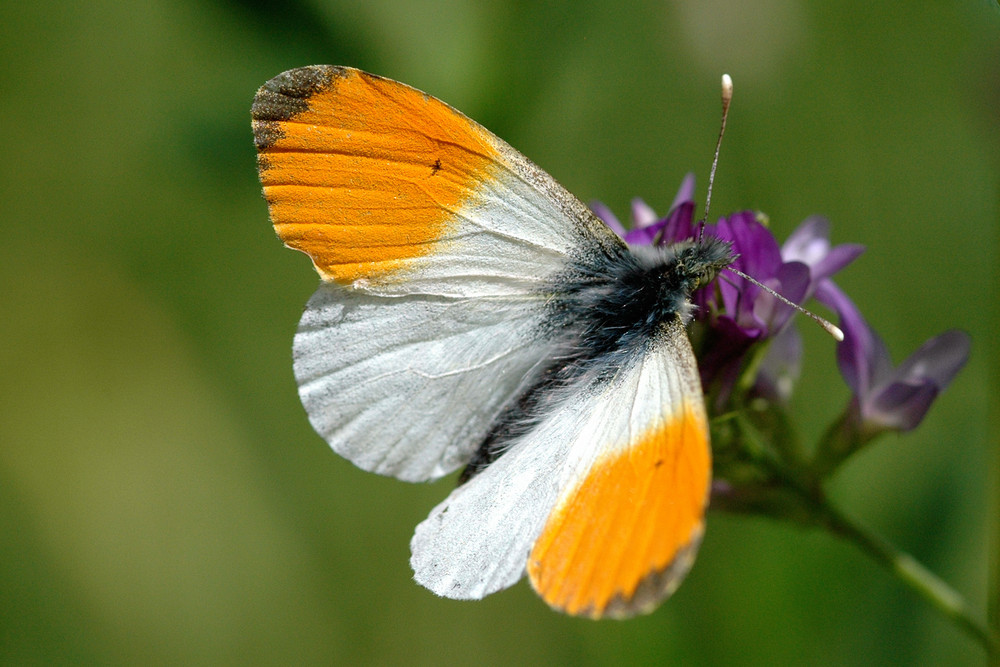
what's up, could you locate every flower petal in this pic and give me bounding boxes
[670,173,697,211]
[866,380,939,431]
[894,330,971,389]
[718,212,783,276]
[660,201,697,245]
[624,201,696,246]
[590,200,627,237]
[755,261,810,332]
[824,285,889,396]
[781,216,831,265]
[631,198,659,228]
[756,325,804,402]
[811,244,865,282]
[781,215,863,282]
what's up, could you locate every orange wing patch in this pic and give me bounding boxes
[252,66,498,284]
[527,400,711,618]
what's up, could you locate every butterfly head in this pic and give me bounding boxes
[670,236,735,294]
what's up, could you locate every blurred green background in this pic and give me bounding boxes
[1,0,997,664]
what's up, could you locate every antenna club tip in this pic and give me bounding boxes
[827,323,845,342]
[721,74,733,101]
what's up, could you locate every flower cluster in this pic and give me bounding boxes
[592,176,970,486]
[593,177,984,646]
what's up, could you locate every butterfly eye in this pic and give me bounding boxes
[702,265,724,288]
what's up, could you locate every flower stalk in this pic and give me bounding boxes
[990,407,1000,666]
[818,495,999,656]
[711,404,997,653]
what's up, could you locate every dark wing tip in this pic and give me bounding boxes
[251,65,347,149]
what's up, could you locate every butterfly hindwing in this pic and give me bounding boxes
[294,285,556,481]
[411,317,711,618]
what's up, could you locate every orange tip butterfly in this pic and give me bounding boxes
[252,66,736,618]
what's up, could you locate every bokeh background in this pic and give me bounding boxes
[2,1,998,664]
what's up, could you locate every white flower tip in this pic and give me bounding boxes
[721,74,733,103]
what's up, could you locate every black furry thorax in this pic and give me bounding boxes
[459,235,733,482]
[548,235,735,359]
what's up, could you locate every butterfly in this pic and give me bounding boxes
[252,66,734,618]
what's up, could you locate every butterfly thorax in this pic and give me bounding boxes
[552,235,734,356]
[460,235,733,482]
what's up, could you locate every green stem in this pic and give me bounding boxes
[817,497,999,656]
[725,404,995,653]
[989,399,1000,666]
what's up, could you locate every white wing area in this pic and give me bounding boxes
[348,149,622,299]
[410,324,702,599]
[294,283,555,482]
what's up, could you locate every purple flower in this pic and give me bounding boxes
[781,216,865,288]
[693,212,822,398]
[592,173,698,245]
[823,284,970,434]
[593,177,860,397]
[753,217,863,401]
[703,214,863,343]
[594,177,972,485]
[592,176,968,430]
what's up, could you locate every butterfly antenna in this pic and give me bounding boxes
[724,267,844,341]
[699,73,733,244]
[699,75,842,342]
